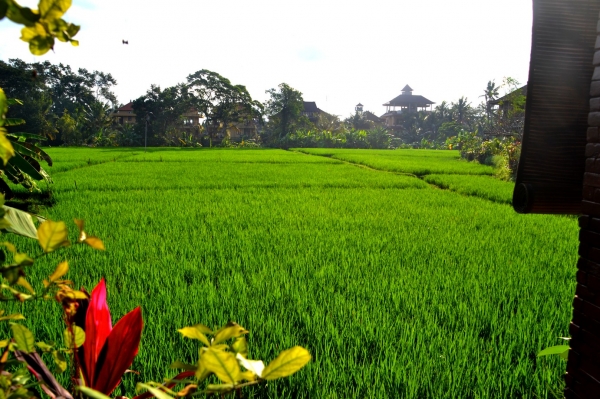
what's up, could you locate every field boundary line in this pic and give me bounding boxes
[51,152,143,174]
[288,149,420,178]
[288,149,518,206]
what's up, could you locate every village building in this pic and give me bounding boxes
[488,85,527,117]
[380,85,434,131]
[302,101,329,123]
[111,102,203,130]
[354,103,384,125]
[111,102,136,125]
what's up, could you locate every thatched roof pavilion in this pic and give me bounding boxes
[382,85,434,113]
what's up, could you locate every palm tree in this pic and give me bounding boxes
[316,113,344,133]
[480,80,500,122]
[434,101,451,122]
[81,101,114,143]
[481,80,500,103]
[452,97,472,126]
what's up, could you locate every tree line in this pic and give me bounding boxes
[1,58,524,152]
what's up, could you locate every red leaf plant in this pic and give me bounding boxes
[77,278,143,395]
[19,279,143,398]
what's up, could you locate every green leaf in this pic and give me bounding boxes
[39,0,71,21]
[63,325,85,348]
[6,132,47,142]
[0,1,8,20]
[26,32,55,56]
[169,360,197,371]
[135,383,173,399]
[231,336,248,357]
[0,90,15,165]
[77,386,112,399]
[7,151,44,180]
[16,277,35,294]
[37,220,69,253]
[0,313,25,322]
[7,99,23,106]
[48,261,69,283]
[261,346,311,380]
[11,324,35,353]
[537,345,570,358]
[200,347,241,384]
[6,2,40,26]
[0,88,7,124]
[14,252,34,266]
[8,140,53,166]
[2,205,38,239]
[0,216,10,231]
[212,322,248,345]
[195,358,211,382]
[205,384,235,393]
[1,241,17,253]
[0,128,15,166]
[35,341,53,351]
[178,325,211,346]
[52,350,67,373]
[83,236,105,250]
[3,118,25,127]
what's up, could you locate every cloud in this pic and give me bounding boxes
[297,47,323,62]
[73,0,96,10]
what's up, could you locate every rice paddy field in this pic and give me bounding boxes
[4,147,578,398]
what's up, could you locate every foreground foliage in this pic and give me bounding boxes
[0,90,53,196]
[0,196,310,399]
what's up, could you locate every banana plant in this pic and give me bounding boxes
[0,91,52,197]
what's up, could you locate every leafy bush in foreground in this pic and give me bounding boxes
[0,205,311,399]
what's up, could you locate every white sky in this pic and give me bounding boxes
[0,0,533,118]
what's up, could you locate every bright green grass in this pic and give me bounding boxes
[50,162,428,192]
[119,148,342,164]
[4,148,577,398]
[44,147,141,163]
[296,148,494,176]
[40,147,141,173]
[423,174,516,204]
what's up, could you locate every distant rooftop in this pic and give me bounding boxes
[383,85,434,107]
[118,102,134,111]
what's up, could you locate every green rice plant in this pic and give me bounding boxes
[48,161,428,193]
[422,174,515,204]
[295,148,494,176]
[117,148,341,164]
[2,148,577,398]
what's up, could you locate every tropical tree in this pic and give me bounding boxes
[0,59,55,138]
[484,77,526,139]
[344,112,374,131]
[452,97,473,126]
[263,83,308,142]
[478,80,500,127]
[434,100,452,122]
[56,108,81,145]
[77,68,118,108]
[132,84,192,146]
[186,70,262,144]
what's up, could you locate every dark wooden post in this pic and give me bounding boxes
[566,18,600,397]
[512,1,600,397]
